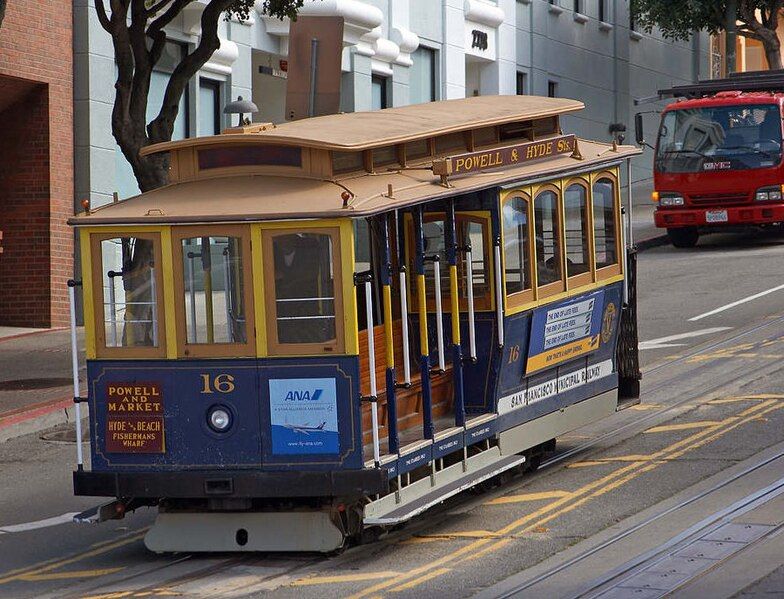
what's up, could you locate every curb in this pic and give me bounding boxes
[0,396,82,444]
[0,327,68,344]
[635,234,669,252]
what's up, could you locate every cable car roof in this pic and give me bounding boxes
[71,138,639,226]
[141,96,584,154]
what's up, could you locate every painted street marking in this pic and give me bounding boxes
[485,491,571,506]
[0,512,79,534]
[346,399,782,598]
[689,283,784,321]
[292,571,402,586]
[645,421,720,434]
[639,328,732,350]
[627,403,662,411]
[19,567,124,581]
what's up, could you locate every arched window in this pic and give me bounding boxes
[564,182,591,280]
[592,178,619,270]
[534,188,564,294]
[502,195,532,298]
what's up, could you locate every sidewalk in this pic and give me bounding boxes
[0,327,84,443]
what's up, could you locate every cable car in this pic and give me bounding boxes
[67,96,641,552]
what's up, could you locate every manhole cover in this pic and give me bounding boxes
[0,377,74,391]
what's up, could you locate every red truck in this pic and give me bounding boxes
[637,71,784,248]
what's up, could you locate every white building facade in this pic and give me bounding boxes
[74,0,710,206]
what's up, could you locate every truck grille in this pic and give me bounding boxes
[688,192,749,206]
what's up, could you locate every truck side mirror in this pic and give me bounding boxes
[634,113,645,146]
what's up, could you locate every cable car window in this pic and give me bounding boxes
[93,234,164,357]
[332,151,365,174]
[564,183,591,277]
[593,178,618,269]
[180,236,247,345]
[263,228,345,354]
[502,196,532,296]
[534,189,563,288]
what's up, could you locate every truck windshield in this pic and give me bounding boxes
[655,104,782,173]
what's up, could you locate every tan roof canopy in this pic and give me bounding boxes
[141,95,584,155]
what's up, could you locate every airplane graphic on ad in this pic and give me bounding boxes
[282,422,327,435]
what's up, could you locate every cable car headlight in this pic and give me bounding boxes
[658,193,684,207]
[755,186,784,201]
[207,406,232,432]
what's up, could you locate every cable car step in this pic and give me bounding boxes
[363,448,525,526]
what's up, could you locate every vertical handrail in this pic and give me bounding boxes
[465,247,477,360]
[107,272,118,347]
[67,280,84,471]
[623,158,633,305]
[414,208,434,440]
[398,267,412,385]
[432,256,446,372]
[494,238,504,347]
[150,264,159,347]
[187,252,198,343]
[364,277,381,466]
[446,203,466,428]
[223,248,233,342]
[202,238,215,344]
[381,215,399,454]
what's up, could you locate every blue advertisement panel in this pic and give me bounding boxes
[526,289,605,374]
[268,377,340,455]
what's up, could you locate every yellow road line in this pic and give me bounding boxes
[292,571,402,586]
[568,455,654,468]
[19,567,125,581]
[390,568,451,592]
[348,399,779,598]
[644,421,720,433]
[627,404,662,411]
[0,529,147,585]
[485,491,572,505]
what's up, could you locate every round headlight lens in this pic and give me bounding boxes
[208,407,232,432]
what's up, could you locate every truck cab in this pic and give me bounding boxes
[648,75,784,248]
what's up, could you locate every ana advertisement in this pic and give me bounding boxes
[526,290,605,374]
[268,377,339,455]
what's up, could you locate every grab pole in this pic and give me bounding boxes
[363,275,381,465]
[446,203,466,427]
[107,272,118,347]
[150,264,159,347]
[223,248,233,342]
[432,256,446,372]
[187,252,198,343]
[398,267,412,385]
[67,280,84,471]
[414,208,434,440]
[381,215,399,453]
[465,246,477,360]
[493,237,504,347]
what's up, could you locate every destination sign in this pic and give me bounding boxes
[105,382,165,453]
[432,134,577,177]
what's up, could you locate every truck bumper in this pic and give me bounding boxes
[654,203,784,229]
[74,467,388,500]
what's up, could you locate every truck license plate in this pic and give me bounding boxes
[706,210,728,223]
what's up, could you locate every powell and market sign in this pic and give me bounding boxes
[432,134,579,178]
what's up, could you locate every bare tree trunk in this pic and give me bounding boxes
[764,36,784,69]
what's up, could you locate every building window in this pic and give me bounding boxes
[410,47,437,104]
[629,3,637,31]
[598,0,607,22]
[516,71,527,95]
[573,0,581,12]
[371,75,389,110]
[198,79,221,136]
[548,80,558,98]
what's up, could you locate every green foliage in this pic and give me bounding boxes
[227,0,305,21]
[631,0,722,40]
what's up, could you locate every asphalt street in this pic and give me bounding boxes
[3,227,784,598]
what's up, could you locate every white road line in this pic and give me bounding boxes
[0,512,79,534]
[689,284,784,322]
[639,327,732,350]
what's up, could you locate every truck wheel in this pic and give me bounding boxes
[667,227,699,248]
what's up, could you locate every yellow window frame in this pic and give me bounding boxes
[171,225,257,359]
[562,176,595,289]
[531,181,567,300]
[500,190,536,310]
[253,219,358,357]
[590,170,624,280]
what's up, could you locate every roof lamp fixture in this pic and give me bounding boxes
[224,96,259,127]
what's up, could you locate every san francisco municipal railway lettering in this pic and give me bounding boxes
[433,134,577,177]
[105,382,165,453]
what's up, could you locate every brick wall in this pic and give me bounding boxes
[0,0,74,327]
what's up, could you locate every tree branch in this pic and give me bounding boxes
[147,0,192,66]
[95,0,112,32]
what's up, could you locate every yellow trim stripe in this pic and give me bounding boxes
[159,227,177,359]
[383,284,394,368]
[449,264,460,344]
[417,274,429,355]
[251,226,268,357]
[79,231,97,359]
